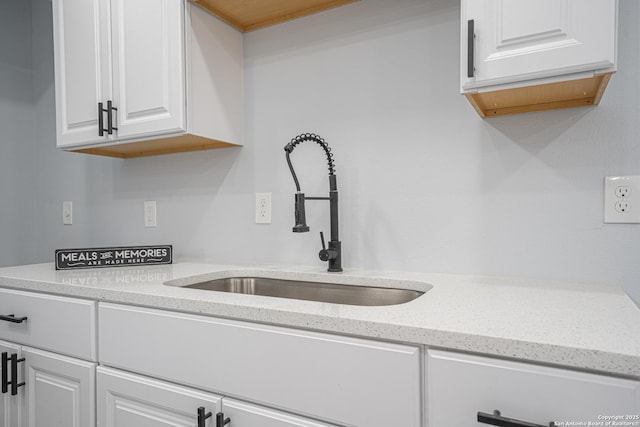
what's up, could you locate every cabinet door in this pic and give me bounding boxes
[22,347,96,427]
[0,341,22,427]
[52,0,113,147]
[99,303,422,427]
[427,350,640,427]
[220,398,335,427]
[110,0,186,141]
[97,366,221,427]
[461,0,617,90]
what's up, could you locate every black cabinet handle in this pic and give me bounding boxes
[467,19,475,78]
[98,102,107,136]
[0,314,27,324]
[197,407,212,427]
[107,100,118,134]
[478,410,556,427]
[1,352,8,394]
[98,101,117,135]
[216,412,230,427]
[9,354,25,396]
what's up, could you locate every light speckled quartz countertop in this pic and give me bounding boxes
[0,262,639,378]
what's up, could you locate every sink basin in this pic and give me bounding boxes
[182,277,424,306]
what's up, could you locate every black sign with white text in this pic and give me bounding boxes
[55,245,172,270]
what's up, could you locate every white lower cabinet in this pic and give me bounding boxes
[427,350,640,427]
[97,367,335,427]
[98,303,422,427]
[5,288,640,427]
[1,343,96,427]
[97,367,222,427]
[0,288,98,427]
[23,347,96,427]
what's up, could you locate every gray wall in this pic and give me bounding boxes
[26,0,640,304]
[0,1,37,267]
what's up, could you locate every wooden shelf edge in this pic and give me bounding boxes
[464,72,614,118]
[469,96,595,117]
[245,0,360,32]
[190,0,359,32]
[68,134,241,159]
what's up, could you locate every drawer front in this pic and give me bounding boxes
[427,350,640,427]
[0,288,96,360]
[97,367,222,427]
[221,397,336,427]
[99,303,422,427]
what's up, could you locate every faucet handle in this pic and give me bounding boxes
[319,232,336,262]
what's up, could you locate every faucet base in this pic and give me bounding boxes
[327,240,342,272]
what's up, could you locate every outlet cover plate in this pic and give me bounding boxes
[255,192,272,224]
[604,176,640,224]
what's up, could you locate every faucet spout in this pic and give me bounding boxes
[284,133,343,272]
[293,192,310,233]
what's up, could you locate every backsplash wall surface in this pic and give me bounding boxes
[0,0,37,268]
[25,0,640,304]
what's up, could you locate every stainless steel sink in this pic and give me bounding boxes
[182,277,424,306]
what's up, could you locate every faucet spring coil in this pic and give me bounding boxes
[284,133,336,175]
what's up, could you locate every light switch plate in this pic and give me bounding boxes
[63,201,73,225]
[144,201,157,227]
[604,176,640,224]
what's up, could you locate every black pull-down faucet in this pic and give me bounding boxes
[284,133,342,272]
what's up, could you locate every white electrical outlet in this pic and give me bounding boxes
[255,193,272,224]
[63,201,73,225]
[604,176,640,223]
[144,201,157,227]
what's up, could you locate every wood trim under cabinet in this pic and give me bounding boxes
[189,0,359,32]
[465,73,614,118]
[70,134,240,159]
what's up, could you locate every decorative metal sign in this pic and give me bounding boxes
[55,245,172,270]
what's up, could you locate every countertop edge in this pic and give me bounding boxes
[0,267,639,379]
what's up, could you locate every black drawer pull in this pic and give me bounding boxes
[0,314,27,324]
[216,412,230,427]
[197,407,212,427]
[1,352,8,394]
[10,354,25,396]
[478,410,556,427]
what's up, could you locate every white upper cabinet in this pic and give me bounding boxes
[462,0,616,90]
[52,0,112,147]
[461,0,618,117]
[109,0,185,141]
[52,0,243,158]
